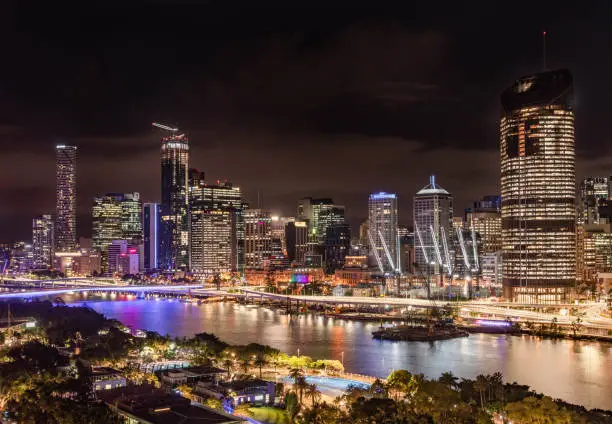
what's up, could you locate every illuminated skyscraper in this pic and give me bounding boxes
[413,177,453,277]
[189,180,247,275]
[55,145,77,251]
[160,130,189,271]
[580,177,610,225]
[32,214,54,269]
[143,203,161,271]
[286,221,310,265]
[500,69,576,303]
[190,209,235,276]
[92,193,142,272]
[368,192,399,274]
[244,209,273,269]
[297,198,344,244]
[466,195,502,254]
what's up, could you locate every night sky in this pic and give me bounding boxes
[1,1,612,241]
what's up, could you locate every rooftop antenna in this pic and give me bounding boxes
[542,30,547,71]
[430,175,436,188]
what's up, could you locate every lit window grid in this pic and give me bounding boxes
[500,105,576,302]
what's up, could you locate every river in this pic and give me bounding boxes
[67,295,612,410]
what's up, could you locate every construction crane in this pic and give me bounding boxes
[412,262,432,300]
[152,122,186,140]
[152,122,179,132]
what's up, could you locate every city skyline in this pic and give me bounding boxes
[2,3,612,241]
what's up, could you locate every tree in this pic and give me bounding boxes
[438,371,458,389]
[177,384,194,400]
[222,358,234,378]
[284,391,300,423]
[505,396,587,424]
[253,354,268,378]
[205,397,223,411]
[570,317,583,337]
[304,383,321,407]
[473,374,487,410]
[387,370,420,401]
[294,375,308,405]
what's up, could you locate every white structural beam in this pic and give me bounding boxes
[378,230,395,272]
[368,230,385,273]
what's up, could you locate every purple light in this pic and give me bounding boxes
[475,319,511,327]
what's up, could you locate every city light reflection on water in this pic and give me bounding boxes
[66,297,612,410]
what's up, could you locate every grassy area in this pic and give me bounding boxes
[249,406,290,424]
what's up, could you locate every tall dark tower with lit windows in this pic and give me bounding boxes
[155,123,189,271]
[500,69,576,303]
[55,144,77,252]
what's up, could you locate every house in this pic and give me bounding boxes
[195,378,276,408]
[99,385,244,424]
[91,367,126,392]
[160,365,225,387]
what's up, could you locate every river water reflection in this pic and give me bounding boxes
[68,297,612,409]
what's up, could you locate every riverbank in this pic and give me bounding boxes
[62,297,612,410]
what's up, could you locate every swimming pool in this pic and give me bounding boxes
[282,376,370,398]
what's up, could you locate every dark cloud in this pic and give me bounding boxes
[1,2,612,240]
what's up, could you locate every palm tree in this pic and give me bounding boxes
[222,358,234,378]
[288,367,304,385]
[304,383,321,407]
[294,375,308,405]
[253,354,268,379]
[438,371,458,389]
[239,358,251,375]
[474,375,487,410]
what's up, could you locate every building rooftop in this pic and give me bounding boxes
[220,378,271,392]
[99,386,242,424]
[416,175,450,196]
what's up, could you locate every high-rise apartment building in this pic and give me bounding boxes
[466,195,502,254]
[244,209,273,269]
[32,214,54,269]
[189,180,247,275]
[55,145,77,251]
[190,209,236,276]
[143,203,160,271]
[297,198,345,244]
[160,130,189,271]
[413,177,453,276]
[92,193,142,272]
[121,192,142,243]
[500,69,576,303]
[580,177,611,225]
[368,192,399,273]
[286,221,310,265]
[271,216,294,255]
[324,223,351,273]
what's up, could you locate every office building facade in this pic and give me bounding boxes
[580,177,610,225]
[324,223,351,273]
[500,69,576,303]
[160,131,189,271]
[32,214,54,270]
[143,203,160,271]
[368,192,400,274]
[413,177,453,277]
[93,193,142,272]
[466,195,502,255]
[244,209,273,269]
[55,145,77,251]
